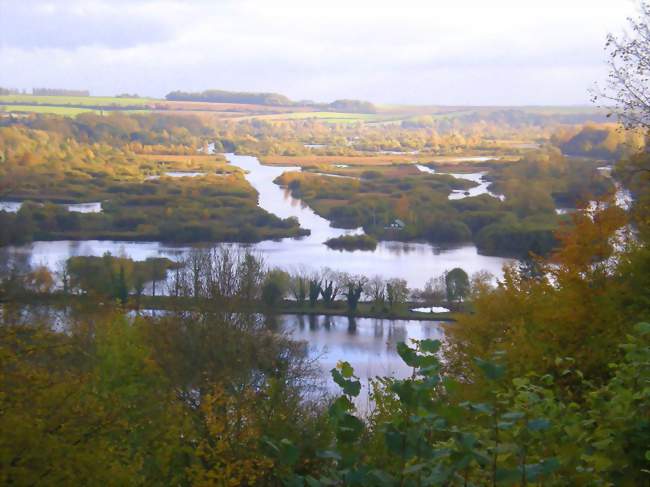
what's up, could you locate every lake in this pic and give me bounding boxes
[2,153,512,289]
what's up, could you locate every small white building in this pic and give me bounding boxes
[385,219,406,230]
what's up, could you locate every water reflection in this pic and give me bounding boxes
[0,201,102,213]
[279,314,443,399]
[2,154,512,288]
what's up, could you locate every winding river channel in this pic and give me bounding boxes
[2,153,511,288]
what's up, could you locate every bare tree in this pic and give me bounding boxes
[289,267,309,306]
[367,275,385,310]
[594,2,650,129]
[413,275,446,304]
[186,248,210,299]
[386,278,409,311]
[56,259,70,295]
[208,246,238,299]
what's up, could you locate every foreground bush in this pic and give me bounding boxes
[270,324,650,485]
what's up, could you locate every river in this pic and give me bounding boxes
[2,153,511,289]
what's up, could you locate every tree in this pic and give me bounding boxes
[308,277,321,307]
[25,266,54,294]
[367,275,386,310]
[320,279,339,307]
[386,278,409,311]
[289,271,308,306]
[595,2,650,129]
[237,251,265,302]
[261,269,290,308]
[146,257,163,297]
[342,276,366,312]
[444,205,635,382]
[445,268,470,304]
[415,275,446,303]
[186,248,208,299]
[115,265,129,305]
[57,260,70,295]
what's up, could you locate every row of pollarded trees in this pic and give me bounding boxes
[286,266,486,313]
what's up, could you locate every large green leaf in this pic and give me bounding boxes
[396,342,419,367]
[419,339,442,354]
[475,357,506,381]
[331,368,361,397]
[336,413,364,443]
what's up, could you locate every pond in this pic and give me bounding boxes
[2,153,512,289]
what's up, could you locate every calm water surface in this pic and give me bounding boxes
[3,153,512,288]
[279,314,443,393]
[0,201,102,213]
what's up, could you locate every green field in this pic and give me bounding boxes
[0,104,152,116]
[0,94,156,107]
[0,104,100,116]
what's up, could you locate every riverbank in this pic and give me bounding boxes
[2,292,457,321]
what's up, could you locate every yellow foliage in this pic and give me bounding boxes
[188,386,275,486]
[444,203,631,383]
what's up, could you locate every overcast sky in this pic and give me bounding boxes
[0,0,639,105]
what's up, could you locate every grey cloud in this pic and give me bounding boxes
[0,0,636,104]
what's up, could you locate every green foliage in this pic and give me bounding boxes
[275,327,650,485]
[325,234,378,251]
[386,278,409,311]
[0,310,327,485]
[262,269,290,308]
[445,267,470,303]
[67,254,175,300]
[166,89,292,105]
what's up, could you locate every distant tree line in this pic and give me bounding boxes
[32,88,90,97]
[165,89,377,113]
[0,87,20,96]
[166,89,293,106]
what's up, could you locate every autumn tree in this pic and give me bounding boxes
[445,267,470,304]
[444,204,636,384]
[595,2,650,129]
[386,278,409,311]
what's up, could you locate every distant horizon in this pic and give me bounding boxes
[0,87,612,110]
